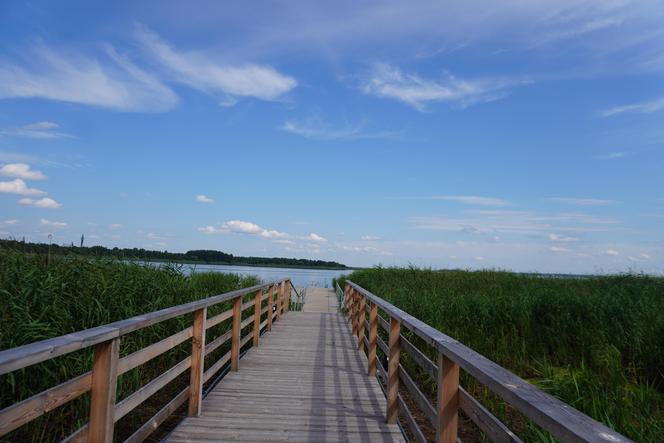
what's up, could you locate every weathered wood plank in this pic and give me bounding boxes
[231,296,241,371]
[88,338,119,443]
[387,317,401,424]
[188,308,206,417]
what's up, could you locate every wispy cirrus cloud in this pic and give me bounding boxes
[40,218,67,229]
[601,96,664,117]
[548,197,616,206]
[0,44,178,112]
[0,163,47,180]
[0,121,73,139]
[361,63,527,110]
[280,117,397,140]
[426,195,510,206]
[135,25,296,104]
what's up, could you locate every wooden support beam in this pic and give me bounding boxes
[386,317,401,424]
[283,281,290,314]
[437,353,460,443]
[358,295,366,353]
[275,283,282,322]
[231,297,241,371]
[188,307,206,417]
[253,290,261,347]
[368,302,378,376]
[266,285,274,331]
[351,289,358,336]
[88,338,119,443]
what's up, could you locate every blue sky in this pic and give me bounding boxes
[1,1,663,273]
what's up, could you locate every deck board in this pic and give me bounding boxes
[165,289,405,443]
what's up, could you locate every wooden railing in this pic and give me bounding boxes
[0,278,293,442]
[342,281,632,443]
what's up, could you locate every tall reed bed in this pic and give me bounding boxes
[0,248,259,442]
[337,267,664,442]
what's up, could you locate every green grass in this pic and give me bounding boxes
[0,247,260,442]
[337,267,664,442]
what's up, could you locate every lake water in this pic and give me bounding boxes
[179,263,352,288]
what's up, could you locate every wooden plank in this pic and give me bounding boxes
[368,302,378,376]
[253,290,262,347]
[203,351,231,383]
[204,331,231,356]
[346,280,630,443]
[276,283,282,322]
[358,295,366,353]
[399,365,436,425]
[283,280,290,313]
[437,353,459,443]
[240,333,252,348]
[205,309,232,330]
[231,296,241,371]
[88,338,119,443]
[124,387,188,443]
[114,356,191,422]
[387,317,401,424]
[188,307,206,417]
[398,393,428,443]
[267,285,274,331]
[241,299,254,312]
[240,314,253,330]
[459,387,523,443]
[118,327,193,375]
[401,333,436,380]
[0,372,91,436]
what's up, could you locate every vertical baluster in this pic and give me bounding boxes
[253,289,261,347]
[283,280,290,314]
[386,317,401,424]
[188,307,206,417]
[267,285,274,331]
[436,353,460,443]
[231,296,241,371]
[358,295,366,352]
[345,285,351,322]
[351,289,358,336]
[88,338,120,443]
[368,302,378,376]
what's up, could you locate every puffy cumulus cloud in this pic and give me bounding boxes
[0,178,46,196]
[304,233,327,242]
[18,197,61,208]
[198,220,288,239]
[0,163,47,180]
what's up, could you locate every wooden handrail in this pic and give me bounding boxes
[0,278,291,442]
[344,280,631,443]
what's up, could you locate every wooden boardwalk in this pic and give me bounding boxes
[165,288,405,443]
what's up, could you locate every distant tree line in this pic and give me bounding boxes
[0,239,348,269]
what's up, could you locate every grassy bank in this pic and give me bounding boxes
[338,267,664,442]
[0,248,260,442]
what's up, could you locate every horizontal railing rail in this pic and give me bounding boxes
[0,278,294,443]
[343,280,631,443]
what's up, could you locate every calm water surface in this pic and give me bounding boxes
[179,263,352,288]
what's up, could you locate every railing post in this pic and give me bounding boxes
[386,317,401,424]
[231,296,241,371]
[344,285,351,322]
[436,353,460,443]
[368,302,378,376]
[188,307,206,417]
[358,295,366,353]
[88,337,120,443]
[351,289,358,336]
[267,285,274,331]
[253,289,261,347]
[283,280,290,314]
[276,282,282,322]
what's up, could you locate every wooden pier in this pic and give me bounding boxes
[0,279,632,442]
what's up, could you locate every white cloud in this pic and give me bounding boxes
[40,218,67,229]
[196,194,214,203]
[599,152,627,160]
[628,253,652,262]
[280,117,396,140]
[305,233,327,242]
[135,25,296,103]
[108,224,122,230]
[426,195,510,206]
[361,63,524,110]
[0,178,45,196]
[603,249,620,256]
[550,246,570,252]
[0,163,47,180]
[1,219,19,225]
[361,235,381,241]
[0,45,178,112]
[549,197,615,206]
[0,121,73,139]
[18,197,62,208]
[601,97,664,117]
[199,220,288,239]
[548,233,580,242]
